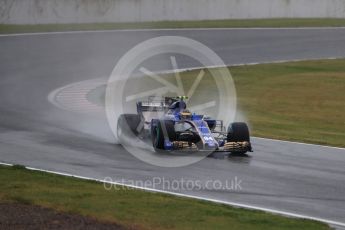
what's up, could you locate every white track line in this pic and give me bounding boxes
[1,26,345,37]
[252,137,345,151]
[0,162,14,166]
[0,161,344,228]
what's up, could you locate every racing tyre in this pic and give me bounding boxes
[227,122,250,142]
[151,120,175,150]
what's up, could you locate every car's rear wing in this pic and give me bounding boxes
[137,96,177,113]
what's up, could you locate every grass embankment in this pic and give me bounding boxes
[232,59,345,147]
[1,18,345,34]
[0,165,329,230]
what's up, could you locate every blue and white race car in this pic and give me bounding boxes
[117,96,252,154]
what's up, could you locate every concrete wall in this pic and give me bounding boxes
[1,0,345,24]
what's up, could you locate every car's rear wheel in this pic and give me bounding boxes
[117,114,143,141]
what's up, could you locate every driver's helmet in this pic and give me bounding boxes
[180,109,192,120]
[169,101,186,111]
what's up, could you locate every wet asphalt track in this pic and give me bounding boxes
[0,28,345,227]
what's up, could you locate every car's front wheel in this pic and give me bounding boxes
[227,122,251,154]
[227,122,250,142]
[151,120,175,151]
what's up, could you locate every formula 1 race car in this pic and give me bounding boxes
[117,96,252,155]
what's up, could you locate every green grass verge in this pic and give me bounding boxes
[2,18,345,34]
[232,59,345,147]
[0,165,329,230]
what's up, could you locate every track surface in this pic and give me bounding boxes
[1,28,345,225]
